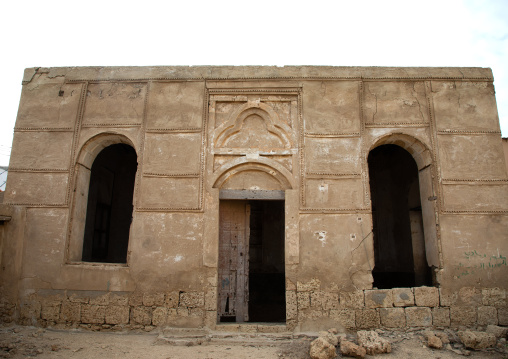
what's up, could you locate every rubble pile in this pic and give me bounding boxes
[309,325,508,358]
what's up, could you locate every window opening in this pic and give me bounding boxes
[368,144,432,288]
[82,144,137,263]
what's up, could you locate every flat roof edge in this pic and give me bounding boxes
[22,66,494,84]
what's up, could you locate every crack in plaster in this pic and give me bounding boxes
[412,83,425,122]
[367,86,378,122]
[456,82,462,115]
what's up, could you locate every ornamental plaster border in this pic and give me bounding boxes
[145,128,201,133]
[142,172,200,178]
[14,127,73,132]
[437,130,502,135]
[64,76,494,84]
[81,123,142,128]
[66,82,87,206]
[365,123,429,128]
[304,132,361,138]
[8,168,69,173]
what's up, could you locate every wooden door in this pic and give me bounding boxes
[218,200,250,322]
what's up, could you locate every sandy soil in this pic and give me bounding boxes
[0,325,506,359]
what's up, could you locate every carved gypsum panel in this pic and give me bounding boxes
[214,155,244,171]
[209,92,299,194]
[213,154,292,173]
[262,155,293,172]
[213,102,294,150]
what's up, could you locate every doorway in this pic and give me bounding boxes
[218,199,285,323]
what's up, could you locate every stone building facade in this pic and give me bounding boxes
[0,66,507,332]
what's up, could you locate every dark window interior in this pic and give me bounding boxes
[368,144,432,288]
[82,144,137,263]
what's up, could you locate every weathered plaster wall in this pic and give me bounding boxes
[1,66,507,331]
[503,138,508,169]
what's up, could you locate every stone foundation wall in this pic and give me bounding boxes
[291,284,507,331]
[7,290,212,331]
[2,286,507,331]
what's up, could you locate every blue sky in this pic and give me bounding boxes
[0,0,507,173]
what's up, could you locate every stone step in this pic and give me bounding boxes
[155,326,312,347]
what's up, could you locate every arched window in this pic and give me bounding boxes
[368,144,432,288]
[82,144,137,263]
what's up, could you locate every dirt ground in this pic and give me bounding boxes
[0,325,506,359]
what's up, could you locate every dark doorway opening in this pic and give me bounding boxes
[368,144,432,289]
[218,199,285,323]
[82,144,137,263]
[248,200,286,322]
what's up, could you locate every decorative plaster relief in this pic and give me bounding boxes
[209,91,300,183]
[214,103,291,150]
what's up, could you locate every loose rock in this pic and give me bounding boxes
[319,331,339,346]
[309,337,336,359]
[427,335,443,349]
[458,330,496,350]
[486,325,508,339]
[340,340,366,359]
[434,332,450,344]
[357,330,391,355]
[422,330,444,349]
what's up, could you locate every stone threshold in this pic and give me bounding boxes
[156,324,297,346]
[215,323,289,334]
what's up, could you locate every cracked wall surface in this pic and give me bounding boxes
[1,66,507,331]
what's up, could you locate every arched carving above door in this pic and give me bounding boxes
[214,102,292,150]
[212,158,294,190]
